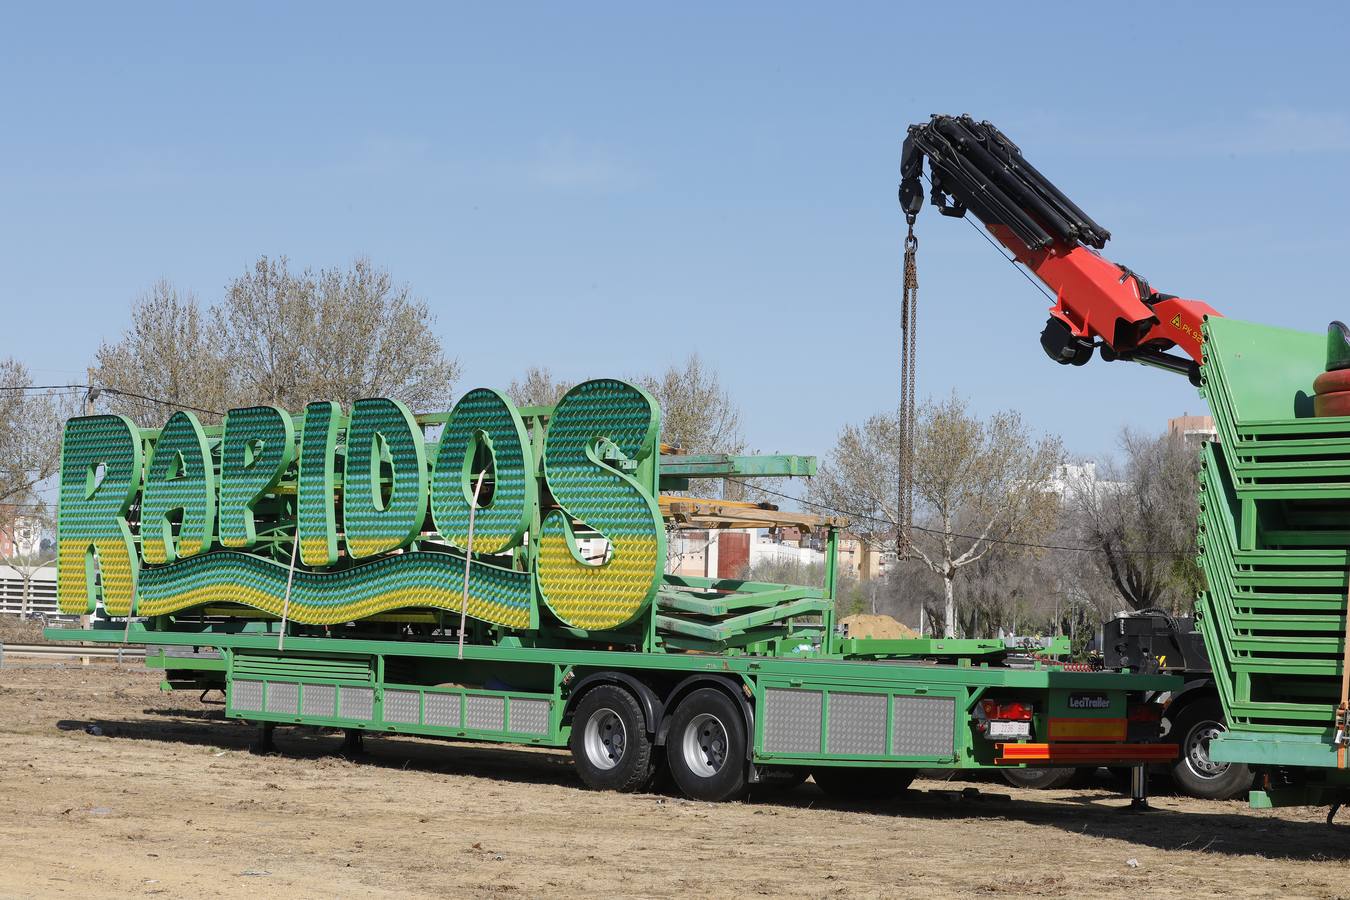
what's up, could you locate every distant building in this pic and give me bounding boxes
[0,515,42,560]
[0,563,57,616]
[1044,461,1126,499]
[1169,413,1217,446]
[666,527,894,583]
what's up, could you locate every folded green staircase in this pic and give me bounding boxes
[1197,318,1350,764]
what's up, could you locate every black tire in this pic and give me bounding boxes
[1168,698,1252,801]
[999,766,1079,790]
[665,688,749,802]
[568,684,654,792]
[812,766,915,802]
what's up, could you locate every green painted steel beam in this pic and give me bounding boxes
[838,637,1009,659]
[144,651,228,672]
[44,624,1181,691]
[1210,730,1340,768]
[657,453,816,478]
[655,598,831,641]
[663,574,819,595]
[656,585,816,615]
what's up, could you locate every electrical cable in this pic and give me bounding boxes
[724,477,1189,558]
[0,383,223,416]
[917,170,1057,304]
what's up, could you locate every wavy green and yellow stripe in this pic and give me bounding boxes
[137,550,536,629]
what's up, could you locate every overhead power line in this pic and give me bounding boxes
[98,386,224,418]
[0,383,224,417]
[725,477,1188,558]
[0,384,88,393]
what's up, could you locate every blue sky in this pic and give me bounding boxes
[4,2,1349,465]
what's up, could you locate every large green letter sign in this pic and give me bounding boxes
[56,380,666,636]
[140,411,216,564]
[297,401,342,567]
[431,388,535,555]
[536,380,665,630]
[343,398,428,559]
[217,405,294,549]
[56,415,143,615]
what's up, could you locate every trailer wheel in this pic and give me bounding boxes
[812,766,914,802]
[1168,698,1252,801]
[999,766,1079,790]
[569,684,653,792]
[666,688,749,802]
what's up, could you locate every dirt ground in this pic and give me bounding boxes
[2,665,1349,899]
[0,617,48,645]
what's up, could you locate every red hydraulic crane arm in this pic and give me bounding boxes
[900,114,1220,384]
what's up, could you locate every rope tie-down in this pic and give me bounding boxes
[458,469,488,660]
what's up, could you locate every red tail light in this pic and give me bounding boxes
[1127,703,1163,723]
[981,699,1033,721]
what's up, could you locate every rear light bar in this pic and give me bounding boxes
[995,742,1178,765]
[981,699,1033,721]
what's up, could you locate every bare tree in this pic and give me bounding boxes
[91,281,234,425]
[637,354,751,501]
[807,412,902,553]
[811,394,1063,637]
[0,361,65,617]
[1070,430,1204,614]
[955,541,1061,638]
[508,366,575,408]
[0,503,55,616]
[0,360,65,507]
[93,258,461,420]
[637,354,744,455]
[218,256,460,411]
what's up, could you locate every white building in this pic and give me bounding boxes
[0,563,57,617]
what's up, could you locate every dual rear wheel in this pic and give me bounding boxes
[570,684,917,803]
[570,686,748,801]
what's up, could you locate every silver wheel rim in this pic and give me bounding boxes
[682,712,729,778]
[1184,720,1228,778]
[583,708,627,771]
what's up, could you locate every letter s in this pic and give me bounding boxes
[536,380,664,630]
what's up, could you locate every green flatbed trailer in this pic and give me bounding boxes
[44,379,1178,802]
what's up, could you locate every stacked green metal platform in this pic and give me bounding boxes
[1197,317,1350,767]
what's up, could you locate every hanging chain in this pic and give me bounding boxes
[898,218,919,558]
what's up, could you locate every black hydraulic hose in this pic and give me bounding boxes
[925,141,1055,249]
[980,119,1111,248]
[936,117,1082,246]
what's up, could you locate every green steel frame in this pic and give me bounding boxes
[90,620,1176,773]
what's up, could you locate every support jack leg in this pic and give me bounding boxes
[1128,765,1151,811]
[341,728,364,755]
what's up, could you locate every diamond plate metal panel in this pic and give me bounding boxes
[508,699,551,735]
[826,692,887,755]
[338,685,374,721]
[892,695,955,757]
[424,692,460,728]
[384,689,420,724]
[763,688,822,754]
[301,683,336,718]
[232,679,263,712]
[265,680,299,715]
[465,695,505,731]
